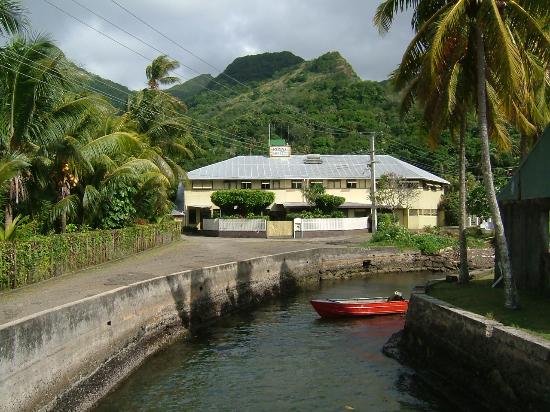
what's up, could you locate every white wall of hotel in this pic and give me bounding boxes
[185,180,445,230]
[184,154,448,231]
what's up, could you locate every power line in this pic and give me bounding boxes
[41,0,265,147]
[0,52,258,153]
[108,0,353,135]
[53,0,345,138]
[68,0,246,102]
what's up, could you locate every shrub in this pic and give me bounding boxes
[413,233,456,255]
[313,194,345,214]
[285,209,345,220]
[372,219,412,244]
[371,219,457,255]
[101,186,138,229]
[211,189,274,217]
[0,221,181,290]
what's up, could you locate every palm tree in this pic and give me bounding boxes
[145,55,180,90]
[375,0,550,308]
[0,35,71,226]
[0,0,26,36]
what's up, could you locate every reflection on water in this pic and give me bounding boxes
[94,272,453,412]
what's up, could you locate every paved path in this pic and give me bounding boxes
[0,234,371,325]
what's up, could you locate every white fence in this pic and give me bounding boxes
[299,217,369,232]
[202,218,267,232]
[203,217,368,236]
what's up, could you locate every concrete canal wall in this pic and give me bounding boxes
[0,248,493,411]
[400,293,550,411]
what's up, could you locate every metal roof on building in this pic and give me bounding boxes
[188,154,449,184]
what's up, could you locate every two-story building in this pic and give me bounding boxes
[185,151,448,230]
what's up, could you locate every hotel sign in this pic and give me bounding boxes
[270,145,291,157]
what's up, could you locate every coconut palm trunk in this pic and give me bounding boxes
[4,201,13,227]
[474,25,518,308]
[5,177,17,227]
[458,116,469,283]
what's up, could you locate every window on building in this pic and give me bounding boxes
[261,181,271,190]
[327,180,341,189]
[192,181,213,190]
[310,180,323,188]
[272,180,280,189]
[223,180,237,189]
[409,209,419,216]
[241,181,252,189]
[291,180,303,189]
[346,180,358,189]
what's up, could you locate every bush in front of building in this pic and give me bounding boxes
[371,214,456,255]
[303,185,345,214]
[313,194,345,214]
[211,190,275,217]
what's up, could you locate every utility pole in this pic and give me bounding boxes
[369,133,378,233]
[268,123,271,147]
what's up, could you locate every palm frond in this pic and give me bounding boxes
[0,0,27,36]
[49,194,79,223]
[0,214,24,241]
[81,132,142,161]
[0,152,29,187]
[429,0,467,76]
[82,184,102,221]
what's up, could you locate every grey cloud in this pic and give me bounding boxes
[21,0,413,90]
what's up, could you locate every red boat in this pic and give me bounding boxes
[310,297,409,318]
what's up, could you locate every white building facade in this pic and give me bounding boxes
[185,153,448,230]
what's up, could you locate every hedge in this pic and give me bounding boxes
[0,221,181,290]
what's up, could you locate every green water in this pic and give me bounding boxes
[94,272,454,411]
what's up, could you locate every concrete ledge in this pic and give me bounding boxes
[399,293,550,411]
[200,230,267,238]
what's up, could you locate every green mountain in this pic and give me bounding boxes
[167,51,518,204]
[83,70,133,111]
[167,73,213,104]
[217,51,304,84]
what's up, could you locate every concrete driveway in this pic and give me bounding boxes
[0,234,371,325]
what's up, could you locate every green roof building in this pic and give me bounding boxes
[498,125,550,290]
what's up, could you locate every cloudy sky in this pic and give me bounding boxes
[22,0,414,90]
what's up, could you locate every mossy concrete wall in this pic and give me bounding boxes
[400,294,550,411]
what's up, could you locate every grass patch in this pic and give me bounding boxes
[430,275,550,340]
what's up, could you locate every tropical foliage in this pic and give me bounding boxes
[0,220,180,290]
[370,214,456,255]
[374,0,550,308]
[0,2,197,236]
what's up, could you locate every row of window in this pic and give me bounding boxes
[192,180,363,190]
[409,209,438,216]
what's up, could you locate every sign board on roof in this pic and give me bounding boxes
[269,145,291,157]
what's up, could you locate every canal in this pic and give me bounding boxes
[94,272,452,411]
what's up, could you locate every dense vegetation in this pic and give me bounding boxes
[0,220,180,290]
[369,214,456,254]
[0,5,197,238]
